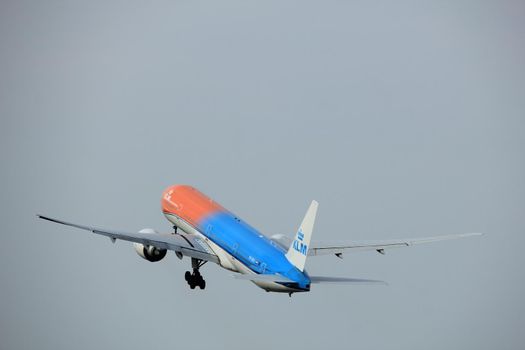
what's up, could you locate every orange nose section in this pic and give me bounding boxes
[161,185,224,226]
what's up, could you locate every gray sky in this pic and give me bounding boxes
[1,1,524,349]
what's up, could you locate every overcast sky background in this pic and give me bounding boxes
[1,1,524,349]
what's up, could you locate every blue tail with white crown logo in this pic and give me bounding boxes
[285,200,318,271]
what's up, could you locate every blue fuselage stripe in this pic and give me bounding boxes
[199,212,310,289]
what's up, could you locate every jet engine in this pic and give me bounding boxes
[133,228,167,262]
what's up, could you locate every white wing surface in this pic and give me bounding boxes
[308,232,483,257]
[38,215,219,263]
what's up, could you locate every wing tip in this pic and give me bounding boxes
[457,232,484,239]
[37,214,62,224]
[37,214,51,221]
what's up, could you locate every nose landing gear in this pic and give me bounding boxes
[185,258,206,290]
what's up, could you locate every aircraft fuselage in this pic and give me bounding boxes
[161,185,311,293]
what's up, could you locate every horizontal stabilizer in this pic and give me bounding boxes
[310,276,387,285]
[233,273,295,283]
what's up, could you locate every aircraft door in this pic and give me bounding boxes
[260,262,267,273]
[206,224,213,238]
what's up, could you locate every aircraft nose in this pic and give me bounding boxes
[161,185,183,213]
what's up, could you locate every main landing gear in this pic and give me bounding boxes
[185,258,206,290]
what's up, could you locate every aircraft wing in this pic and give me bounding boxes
[308,232,482,257]
[37,215,219,264]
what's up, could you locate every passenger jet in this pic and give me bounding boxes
[38,185,481,295]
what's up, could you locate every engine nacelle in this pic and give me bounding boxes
[133,228,167,262]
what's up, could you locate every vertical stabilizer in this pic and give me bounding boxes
[285,200,318,271]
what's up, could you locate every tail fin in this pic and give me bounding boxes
[285,200,318,271]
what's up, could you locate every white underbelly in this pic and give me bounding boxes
[164,212,302,293]
[164,213,239,272]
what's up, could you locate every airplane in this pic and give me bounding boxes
[38,184,482,296]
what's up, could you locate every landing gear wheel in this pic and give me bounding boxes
[199,279,206,290]
[185,258,208,290]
